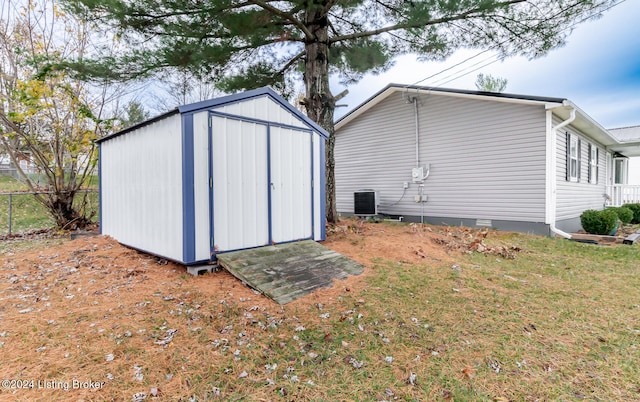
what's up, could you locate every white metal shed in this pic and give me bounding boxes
[98,87,328,265]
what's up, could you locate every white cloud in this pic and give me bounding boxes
[335,0,640,128]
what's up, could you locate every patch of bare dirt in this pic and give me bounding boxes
[324,219,522,267]
[0,236,275,400]
[0,221,521,318]
[324,220,454,266]
[0,220,527,400]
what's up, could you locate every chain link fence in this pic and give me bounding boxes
[0,190,99,235]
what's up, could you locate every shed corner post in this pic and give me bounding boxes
[98,142,103,235]
[182,113,197,264]
[320,136,327,240]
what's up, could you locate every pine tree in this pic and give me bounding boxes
[119,101,150,129]
[59,0,620,223]
[475,73,508,93]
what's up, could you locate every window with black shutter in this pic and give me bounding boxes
[566,132,580,182]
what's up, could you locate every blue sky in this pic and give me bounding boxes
[334,0,640,129]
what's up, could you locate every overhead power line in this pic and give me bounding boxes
[407,0,627,89]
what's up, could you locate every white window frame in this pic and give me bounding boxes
[614,157,628,185]
[567,133,580,182]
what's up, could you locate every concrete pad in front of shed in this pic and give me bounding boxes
[216,240,364,304]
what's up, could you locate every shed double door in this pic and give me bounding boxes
[210,115,313,253]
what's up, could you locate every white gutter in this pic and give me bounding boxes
[547,101,576,239]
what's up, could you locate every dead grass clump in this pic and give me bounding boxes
[432,225,523,259]
[324,218,455,267]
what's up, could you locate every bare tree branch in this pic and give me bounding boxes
[247,0,313,39]
[330,0,527,44]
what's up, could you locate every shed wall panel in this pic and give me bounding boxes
[270,127,313,242]
[313,133,323,240]
[212,117,269,252]
[193,111,211,261]
[335,92,547,222]
[101,115,183,261]
[101,89,327,264]
[215,96,306,128]
[554,117,608,220]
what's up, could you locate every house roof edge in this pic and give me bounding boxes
[335,83,568,130]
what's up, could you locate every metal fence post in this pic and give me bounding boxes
[2,189,99,235]
[8,193,12,235]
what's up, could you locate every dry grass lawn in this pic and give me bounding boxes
[1,219,639,401]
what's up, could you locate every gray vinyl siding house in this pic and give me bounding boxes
[335,84,640,236]
[554,116,607,224]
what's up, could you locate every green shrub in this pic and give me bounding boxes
[610,207,634,224]
[580,209,618,235]
[624,203,640,224]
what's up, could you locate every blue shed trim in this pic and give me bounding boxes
[98,143,103,234]
[99,88,328,266]
[96,109,179,144]
[178,87,329,139]
[208,113,215,259]
[181,113,196,264]
[266,124,273,245]
[310,132,315,239]
[208,110,313,133]
[118,241,210,266]
[97,88,329,144]
[320,138,327,240]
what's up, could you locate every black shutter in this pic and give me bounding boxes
[577,139,582,181]
[595,148,599,184]
[566,132,571,181]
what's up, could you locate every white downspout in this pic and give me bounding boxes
[414,97,420,168]
[412,97,425,223]
[547,102,576,239]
